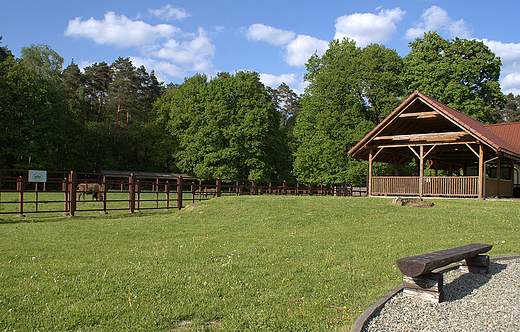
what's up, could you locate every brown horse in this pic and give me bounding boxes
[77,183,104,201]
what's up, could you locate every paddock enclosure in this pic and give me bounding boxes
[0,169,363,217]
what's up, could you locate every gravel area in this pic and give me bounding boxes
[362,258,520,332]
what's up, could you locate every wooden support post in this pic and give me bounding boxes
[478,145,484,199]
[368,149,373,196]
[69,171,77,217]
[129,173,136,213]
[62,177,68,215]
[496,158,501,197]
[403,272,444,303]
[216,177,222,197]
[17,176,25,217]
[177,176,183,210]
[165,181,170,211]
[460,255,490,274]
[419,145,424,197]
[102,175,107,214]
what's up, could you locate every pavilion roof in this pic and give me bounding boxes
[348,91,520,164]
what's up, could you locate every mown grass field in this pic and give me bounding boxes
[0,195,518,331]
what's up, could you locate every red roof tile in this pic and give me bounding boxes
[484,122,520,153]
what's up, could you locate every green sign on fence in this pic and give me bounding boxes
[28,170,47,183]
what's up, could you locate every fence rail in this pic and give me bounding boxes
[0,170,365,217]
[371,176,479,197]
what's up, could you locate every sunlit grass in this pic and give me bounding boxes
[0,196,518,331]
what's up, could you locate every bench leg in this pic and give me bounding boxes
[459,255,489,274]
[402,272,444,303]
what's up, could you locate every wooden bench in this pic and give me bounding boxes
[396,243,492,302]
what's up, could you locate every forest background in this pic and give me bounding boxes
[1,32,519,185]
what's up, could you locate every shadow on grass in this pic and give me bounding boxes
[443,262,507,302]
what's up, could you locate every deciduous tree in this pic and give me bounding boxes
[402,31,504,123]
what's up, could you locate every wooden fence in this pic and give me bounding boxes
[0,170,365,217]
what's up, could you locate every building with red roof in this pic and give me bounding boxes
[348,91,520,198]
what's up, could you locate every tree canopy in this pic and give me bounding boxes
[402,31,504,123]
[292,39,402,185]
[153,71,290,180]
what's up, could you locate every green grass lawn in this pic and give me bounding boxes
[0,196,518,331]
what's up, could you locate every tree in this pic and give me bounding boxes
[20,44,63,86]
[402,31,504,123]
[0,36,13,62]
[492,93,520,123]
[360,43,404,122]
[0,57,68,170]
[154,71,289,179]
[293,39,401,185]
[83,62,112,122]
[268,82,302,127]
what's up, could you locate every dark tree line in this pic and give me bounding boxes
[1,32,518,184]
[0,42,166,172]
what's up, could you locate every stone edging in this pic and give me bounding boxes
[348,255,520,332]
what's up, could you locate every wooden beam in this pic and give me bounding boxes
[398,111,439,118]
[419,145,424,197]
[368,149,373,196]
[479,144,484,199]
[376,140,479,149]
[373,131,469,142]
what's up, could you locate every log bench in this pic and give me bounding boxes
[396,243,492,302]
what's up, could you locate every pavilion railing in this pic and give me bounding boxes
[371,176,479,197]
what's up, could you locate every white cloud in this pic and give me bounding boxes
[259,73,298,88]
[64,12,180,48]
[481,39,520,94]
[245,23,327,67]
[130,56,185,82]
[500,73,520,95]
[285,35,329,67]
[405,6,471,40]
[334,7,406,47]
[481,39,520,75]
[149,4,190,21]
[144,27,215,73]
[246,23,296,46]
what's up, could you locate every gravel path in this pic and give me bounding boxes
[362,258,520,332]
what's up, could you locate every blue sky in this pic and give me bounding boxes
[3,1,520,95]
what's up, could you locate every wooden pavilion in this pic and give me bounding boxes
[348,91,520,198]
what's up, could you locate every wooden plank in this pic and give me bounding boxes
[373,131,469,142]
[398,111,439,118]
[396,243,492,277]
[403,273,443,292]
[403,287,444,303]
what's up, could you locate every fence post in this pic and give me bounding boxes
[69,171,77,217]
[216,178,222,197]
[129,173,136,213]
[252,179,257,195]
[136,180,141,211]
[177,176,183,210]
[165,181,170,211]
[17,176,25,217]
[308,182,313,196]
[62,177,68,215]
[101,175,107,214]
[191,182,196,203]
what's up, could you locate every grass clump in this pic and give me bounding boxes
[0,196,518,331]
